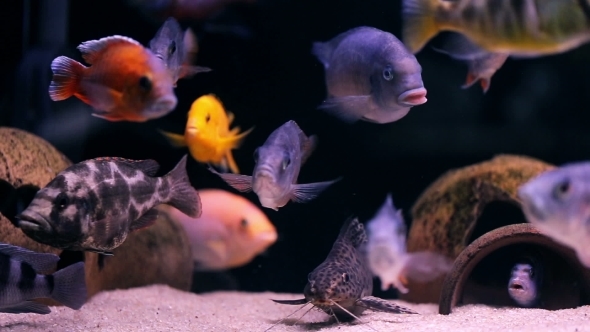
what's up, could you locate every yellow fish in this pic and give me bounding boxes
[402,0,590,56]
[160,94,253,173]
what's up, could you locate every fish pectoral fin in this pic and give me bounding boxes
[129,209,160,232]
[318,96,371,123]
[179,65,212,80]
[355,296,418,314]
[301,135,318,165]
[224,152,240,174]
[271,298,308,305]
[208,166,253,192]
[205,239,229,262]
[402,251,454,282]
[159,130,188,148]
[0,301,52,314]
[0,243,59,274]
[290,178,341,203]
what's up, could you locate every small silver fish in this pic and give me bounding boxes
[365,194,453,293]
[16,155,201,255]
[508,257,542,308]
[268,217,417,330]
[312,26,427,124]
[0,243,87,314]
[432,33,509,93]
[149,17,211,86]
[518,162,590,268]
[209,120,340,211]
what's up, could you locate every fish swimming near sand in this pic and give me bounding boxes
[149,17,211,86]
[267,217,417,330]
[508,255,542,308]
[0,243,87,314]
[518,162,590,268]
[402,0,590,57]
[312,26,427,124]
[49,35,177,122]
[158,189,277,271]
[16,155,201,255]
[160,94,253,174]
[209,120,339,210]
[364,194,453,293]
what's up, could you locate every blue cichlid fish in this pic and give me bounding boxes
[16,155,201,255]
[209,120,340,211]
[403,0,590,57]
[508,256,542,308]
[0,243,87,314]
[364,194,453,293]
[312,26,427,124]
[149,17,211,86]
[518,162,590,268]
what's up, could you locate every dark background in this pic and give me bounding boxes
[2,0,590,298]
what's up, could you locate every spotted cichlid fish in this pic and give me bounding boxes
[209,120,340,211]
[518,162,590,268]
[0,243,87,314]
[508,255,543,308]
[312,26,427,124]
[269,217,417,330]
[403,0,590,57]
[149,17,211,86]
[365,194,453,293]
[16,155,201,255]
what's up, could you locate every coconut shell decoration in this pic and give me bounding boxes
[0,127,193,302]
[399,154,590,313]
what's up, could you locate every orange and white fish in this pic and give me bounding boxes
[160,94,253,174]
[49,35,177,122]
[158,189,277,271]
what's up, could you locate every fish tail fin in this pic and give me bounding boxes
[50,262,87,310]
[402,0,441,53]
[159,130,188,147]
[49,56,85,101]
[164,155,202,218]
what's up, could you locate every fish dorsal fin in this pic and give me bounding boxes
[91,157,160,176]
[0,243,59,274]
[336,216,367,248]
[77,35,142,65]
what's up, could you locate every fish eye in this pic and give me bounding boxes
[382,66,394,81]
[205,114,211,123]
[342,273,350,283]
[168,41,176,55]
[552,179,571,200]
[138,76,152,92]
[240,219,248,228]
[253,148,259,161]
[282,157,291,170]
[54,193,69,211]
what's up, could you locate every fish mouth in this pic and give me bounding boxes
[509,280,526,292]
[398,87,427,106]
[147,95,178,116]
[16,210,52,232]
[257,231,278,244]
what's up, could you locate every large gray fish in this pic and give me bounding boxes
[508,256,542,308]
[518,162,590,268]
[364,194,453,293]
[268,217,417,330]
[16,155,201,255]
[149,17,211,86]
[312,26,427,124]
[0,243,87,314]
[209,120,340,211]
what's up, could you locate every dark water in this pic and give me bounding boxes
[2,0,590,298]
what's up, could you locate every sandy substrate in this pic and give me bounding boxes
[1,285,590,332]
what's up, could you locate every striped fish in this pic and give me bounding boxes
[403,0,590,56]
[0,243,87,314]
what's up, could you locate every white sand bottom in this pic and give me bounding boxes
[1,285,590,332]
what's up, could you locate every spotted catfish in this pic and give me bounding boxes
[16,155,201,255]
[269,217,417,329]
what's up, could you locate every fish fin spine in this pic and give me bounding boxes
[49,56,85,101]
[402,0,441,53]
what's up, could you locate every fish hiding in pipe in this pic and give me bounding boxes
[0,243,87,314]
[508,255,543,308]
[16,155,201,255]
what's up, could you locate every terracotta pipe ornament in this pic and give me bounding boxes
[438,223,590,314]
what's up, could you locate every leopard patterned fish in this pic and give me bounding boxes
[16,154,201,255]
[270,217,417,327]
[0,242,87,314]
